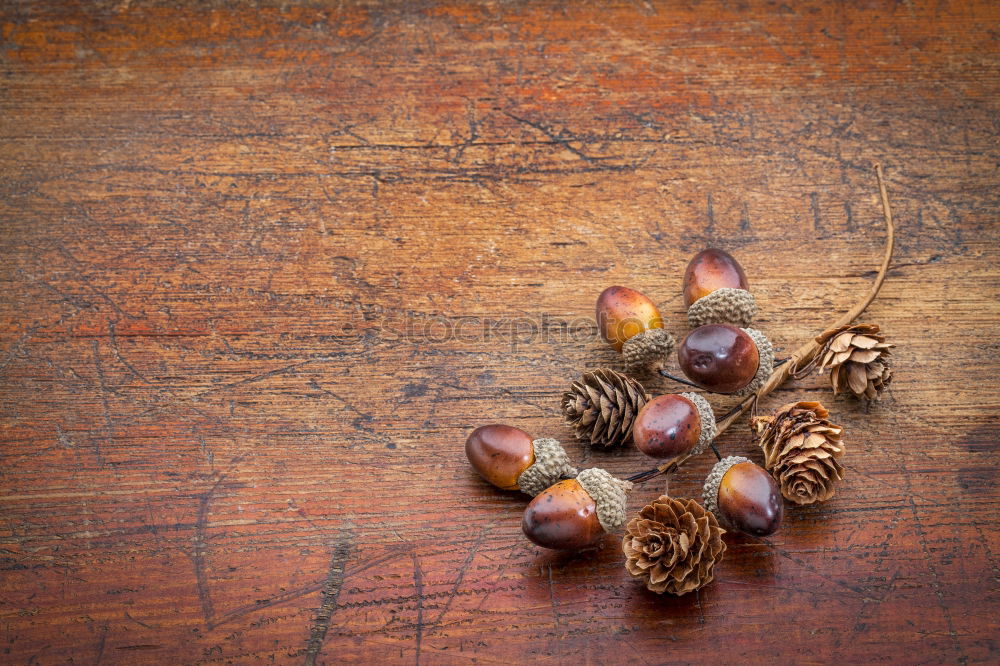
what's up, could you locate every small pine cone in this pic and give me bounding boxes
[623,496,726,596]
[816,324,894,401]
[562,368,650,448]
[752,401,845,505]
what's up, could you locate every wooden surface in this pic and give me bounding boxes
[2,1,998,663]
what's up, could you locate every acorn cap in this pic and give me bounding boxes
[702,455,751,525]
[622,328,675,375]
[576,467,633,533]
[687,287,757,328]
[516,438,578,497]
[680,392,717,455]
[735,328,774,396]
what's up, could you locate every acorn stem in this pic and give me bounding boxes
[630,164,895,485]
[657,369,702,389]
[709,442,722,461]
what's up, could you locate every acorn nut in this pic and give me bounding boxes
[596,286,675,375]
[632,392,716,459]
[522,468,632,550]
[683,248,757,327]
[522,479,603,550]
[703,456,783,536]
[465,425,577,496]
[677,324,773,395]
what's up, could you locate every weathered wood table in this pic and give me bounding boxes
[2,1,998,663]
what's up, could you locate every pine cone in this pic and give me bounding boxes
[622,496,726,596]
[816,324,893,401]
[562,368,649,448]
[752,401,845,505]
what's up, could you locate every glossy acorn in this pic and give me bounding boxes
[596,286,675,374]
[522,478,604,550]
[683,249,757,327]
[465,424,535,491]
[465,427,577,496]
[632,392,716,459]
[522,468,632,550]
[678,324,759,393]
[683,248,749,307]
[703,456,783,537]
[596,285,664,352]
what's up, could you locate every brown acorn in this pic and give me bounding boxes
[597,286,663,351]
[465,426,577,496]
[683,249,749,307]
[683,249,757,327]
[677,324,773,395]
[465,425,534,490]
[632,392,716,459]
[703,456,782,536]
[596,286,675,374]
[522,468,632,550]
[522,478,603,550]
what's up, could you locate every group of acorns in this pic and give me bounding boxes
[465,248,893,596]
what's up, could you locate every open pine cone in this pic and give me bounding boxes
[752,401,845,505]
[622,496,726,596]
[562,368,649,448]
[816,324,893,401]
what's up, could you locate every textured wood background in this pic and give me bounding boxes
[2,1,998,663]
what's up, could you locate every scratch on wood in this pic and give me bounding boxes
[107,318,155,386]
[810,191,822,234]
[907,496,968,664]
[411,551,424,665]
[192,475,225,624]
[90,340,113,465]
[94,624,108,665]
[208,544,410,631]
[427,523,492,632]
[546,564,560,627]
[53,240,135,320]
[303,533,354,666]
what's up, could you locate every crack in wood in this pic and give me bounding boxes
[302,533,354,666]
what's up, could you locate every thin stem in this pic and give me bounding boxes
[709,442,722,461]
[658,369,702,389]
[630,164,895,485]
[626,465,667,483]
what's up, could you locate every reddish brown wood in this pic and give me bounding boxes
[1,1,998,663]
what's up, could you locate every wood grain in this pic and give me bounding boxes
[1,1,998,663]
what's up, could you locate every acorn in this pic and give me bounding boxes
[596,286,675,375]
[522,468,632,550]
[465,425,577,496]
[683,248,757,328]
[677,324,773,395]
[703,456,783,536]
[632,392,716,459]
